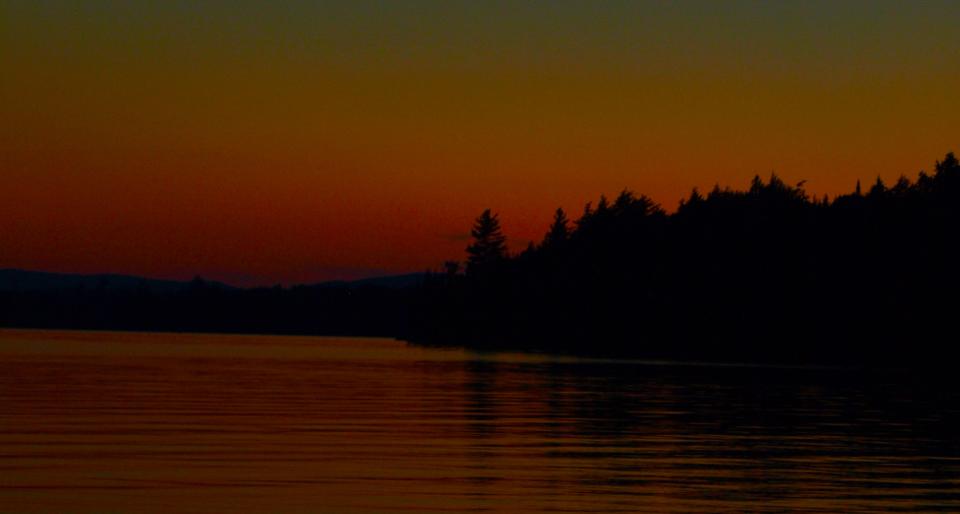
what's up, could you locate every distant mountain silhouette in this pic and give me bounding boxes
[0,269,233,293]
[0,269,414,336]
[310,273,426,290]
[0,269,424,293]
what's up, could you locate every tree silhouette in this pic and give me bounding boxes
[443,260,461,276]
[936,152,959,174]
[543,208,570,248]
[466,209,506,273]
[406,150,960,365]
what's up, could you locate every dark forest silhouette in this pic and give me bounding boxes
[3,151,959,365]
[407,152,960,365]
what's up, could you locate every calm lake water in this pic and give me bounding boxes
[2,329,959,513]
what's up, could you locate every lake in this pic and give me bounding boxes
[1,329,959,513]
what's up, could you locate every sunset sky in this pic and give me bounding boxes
[2,1,959,286]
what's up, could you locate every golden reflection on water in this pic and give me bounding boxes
[1,329,959,513]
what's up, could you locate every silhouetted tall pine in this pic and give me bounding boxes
[466,209,507,274]
[542,208,569,248]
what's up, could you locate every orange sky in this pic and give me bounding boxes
[2,1,959,285]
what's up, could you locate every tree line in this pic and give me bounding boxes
[405,152,960,365]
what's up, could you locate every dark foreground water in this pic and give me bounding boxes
[2,329,959,513]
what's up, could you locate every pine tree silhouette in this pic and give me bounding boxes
[543,208,570,248]
[466,209,507,273]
